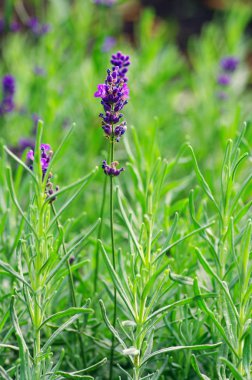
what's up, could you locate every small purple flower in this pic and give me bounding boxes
[102,36,116,53]
[19,138,35,151]
[94,84,107,98]
[93,0,116,6]
[0,97,15,114]
[41,143,51,151]
[217,74,230,86]
[27,143,52,174]
[220,57,239,72]
[217,91,228,100]
[114,122,127,142]
[3,75,15,97]
[10,21,21,32]
[27,150,34,161]
[111,51,130,82]
[102,160,124,176]
[33,66,46,76]
[27,17,50,36]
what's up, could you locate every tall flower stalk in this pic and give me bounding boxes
[94,51,130,378]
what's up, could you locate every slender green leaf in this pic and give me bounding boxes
[195,247,238,320]
[116,187,145,263]
[39,307,93,329]
[219,357,244,380]
[46,167,98,232]
[47,219,100,283]
[0,260,32,291]
[0,366,12,380]
[42,306,90,352]
[10,297,32,380]
[99,241,135,317]
[141,343,221,366]
[188,145,221,216]
[191,354,211,380]
[154,221,215,262]
[6,167,38,239]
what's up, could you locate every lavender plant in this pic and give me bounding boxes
[0,122,105,379]
[186,123,251,379]
[95,110,222,379]
[94,51,130,379]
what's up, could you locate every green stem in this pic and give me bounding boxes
[34,192,43,380]
[109,139,117,380]
[93,145,110,294]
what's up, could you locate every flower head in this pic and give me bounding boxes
[10,21,21,32]
[220,56,239,72]
[27,143,52,174]
[27,17,50,36]
[217,74,230,86]
[3,75,15,97]
[102,160,124,176]
[111,51,130,82]
[94,52,130,142]
[0,75,15,116]
[33,66,46,76]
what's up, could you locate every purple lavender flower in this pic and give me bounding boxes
[95,52,130,176]
[102,36,116,53]
[94,53,130,140]
[3,75,15,97]
[102,160,124,176]
[220,56,239,72]
[27,143,52,174]
[111,51,130,82]
[27,17,50,36]
[19,138,35,151]
[33,66,46,76]
[0,97,15,114]
[217,74,230,86]
[0,75,15,115]
[10,137,35,157]
[114,122,127,142]
[10,21,21,32]
[93,0,116,6]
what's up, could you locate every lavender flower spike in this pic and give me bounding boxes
[94,51,130,141]
[0,75,15,115]
[95,51,130,176]
[3,75,15,97]
[220,56,239,72]
[217,74,230,86]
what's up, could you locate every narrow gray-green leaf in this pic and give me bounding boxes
[42,307,89,352]
[141,343,221,366]
[99,241,135,317]
[0,260,32,291]
[39,307,93,329]
[219,357,243,380]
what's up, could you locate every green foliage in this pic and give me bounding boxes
[0,0,251,379]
